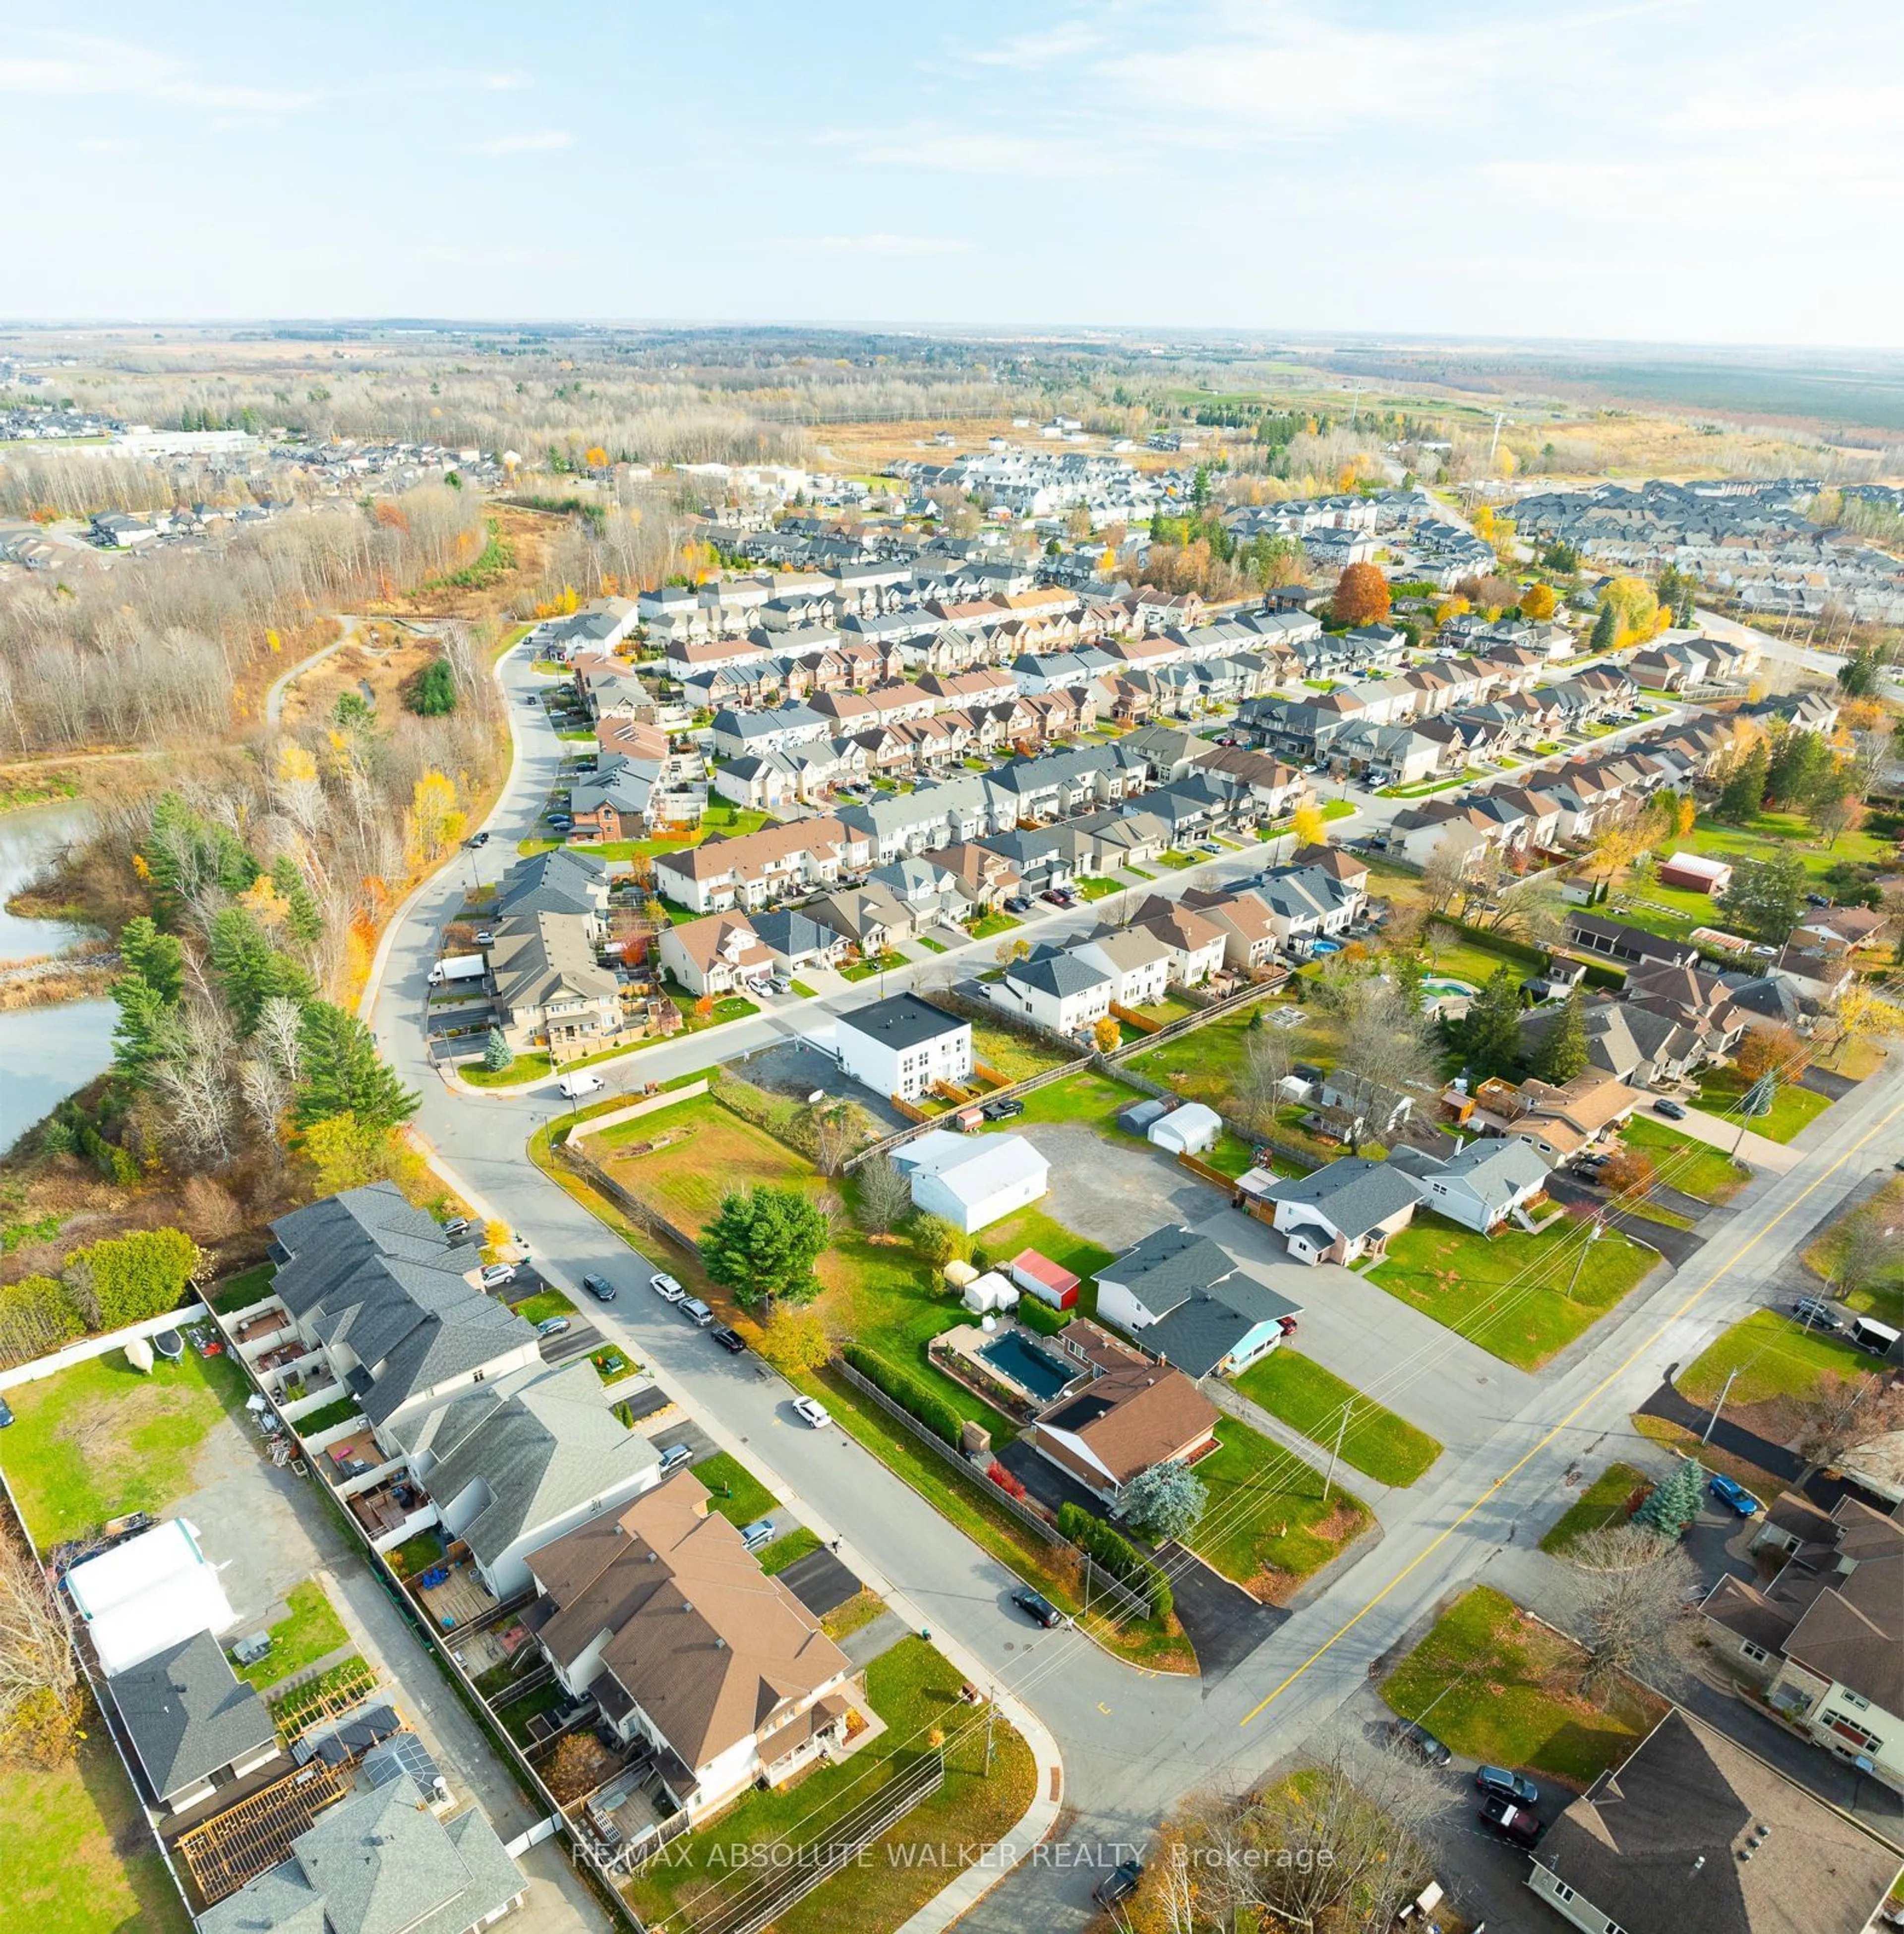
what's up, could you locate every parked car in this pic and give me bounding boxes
[1710,1473,1763,1517]
[1478,1797,1543,1847]
[711,1324,747,1354]
[1040,888,1068,905]
[1475,1766,1539,1806]
[536,1316,571,1338]
[1790,1296,1842,1332]
[791,1396,832,1429]
[0,1395,14,1428]
[739,1517,776,1552]
[441,1216,471,1238]
[680,1296,714,1328]
[1004,896,1033,914]
[1805,892,1832,908]
[474,930,496,948]
[1652,1097,1688,1120]
[1011,1585,1065,1629]
[1391,1719,1451,1767]
[1094,1860,1144,1906]
[479,1263,517,1289]
[983,1098,1025,1121]
[657,1443,693,1475]
[583,1273,617,1302]
[463,830,490,849]
[650,1273,686,1303]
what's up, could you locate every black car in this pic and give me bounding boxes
[1475,1766,1539,1806]
[711,1325,748,1354]
[1011,1585,1065,1629]
[1004,895,1033,914]
[1392,1719,1451,1767]
[1805,892,1831,908]
[1094,1860,1143,1907]
[1478,1796,1542,1847]
[983,1098,1025,1121]
[582,1273,617,1302]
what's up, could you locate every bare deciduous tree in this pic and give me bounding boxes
[0,1528,83,1768]
[1793,1371,1904,1468]
[1567,1524,1701,1698]
[855,1152,914,1233]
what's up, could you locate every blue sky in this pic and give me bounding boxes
[5,1,1902,348]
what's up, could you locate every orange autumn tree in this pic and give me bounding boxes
[1331,562,1390,627]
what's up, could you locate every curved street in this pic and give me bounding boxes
[367,642,1904,1928]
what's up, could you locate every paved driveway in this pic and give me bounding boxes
[1020,1120,1219,1251]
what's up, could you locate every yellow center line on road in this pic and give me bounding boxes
[1239,1089,1904,1728]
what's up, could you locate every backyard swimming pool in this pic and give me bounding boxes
[1310,938,1343,955]
[1422,977,1478,997]
[978,1331,1077,1405]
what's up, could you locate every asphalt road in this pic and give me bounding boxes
[367,643,1904,1926]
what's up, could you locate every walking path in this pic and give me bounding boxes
[1674,1103,1801,1172]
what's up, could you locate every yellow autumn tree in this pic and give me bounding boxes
[1519,582,1557,621]
[239,875,291,928]
[406,770,467,867]
[584,446,609,469]
[1602,576,1659,646]
[1289,797,1330,848]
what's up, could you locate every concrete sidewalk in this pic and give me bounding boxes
[1675,1104,1800,1173]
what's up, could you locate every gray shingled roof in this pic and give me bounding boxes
[110,1630,275,1805]
[1099,1226,1236,1316]
[1011,949,1111,1000]
[1252,1157,1427,1239]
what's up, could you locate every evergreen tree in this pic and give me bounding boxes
[109,916,185,1084]
[293,1001,419,1132]
[408,658,458,716]
[482,1027,512,1072]
[1764,728,1834,813]
[1716,742,1769,822]
[1533,987,1590,1084]
[270,856,325,947]
[209,907,313,1034]
[698,1185,829,1309]
[1633,1458,1704,1539]
[1589,602,1616,652]
[1719,852,1807,945]
[1462,966,1527,1080]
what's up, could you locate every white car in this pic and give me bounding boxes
[558,1070,604,1100]
[479,1263,517,1289]
[649,1273,685,1303]
[791,1396,832,1430]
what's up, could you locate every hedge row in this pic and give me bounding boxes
[1057,1502,1174,1623]
[842,1343,964,1448]
[1015,1296,1069,1338]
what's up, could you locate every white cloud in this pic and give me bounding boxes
[968,21,1100,68]
[798,234,974,257]
[0,33,315,113]
[468,129,574,155]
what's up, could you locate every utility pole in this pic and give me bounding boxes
[1564,1214,1605,1300]
[1702,1366,1740,1446]
[984,1688,997,1775]
[1488,411,1505,466]
[1323,1407,1349,1504]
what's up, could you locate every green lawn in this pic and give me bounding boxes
[1073,876,1124,900]
[690,1451,777,1526]
[208,1261,277,1314]
[758,1526,823,1576]
[839,947,910,982]
[1678,810,1893,879]
[1128,1000,1340,1117]
[0,1348,251,1547]
[1618,1114,1751,1202]
[230,1580,350,1691]
[1382,1585,1666,1787]
[0,1728,193,1934]
[1365,1210,1658,1370]
[966,910,1022,939]
[1804,1177,1904,1325]
[510,1287,578,1325]
[624,1638,1034,1934]
[790,980,819,998]
[1419,928,1539,993]
[1233,1352,1442,1487]
[1321,800,1357,821]
[1540,1464,1647,1554]
[461,1051,554,1088]
[1184,1416,1372,1602]
[914,935,948,953]
[1692,1065,1832,1143]
[1678,1307,1873,1408]
[970,1018,1077,1084]
[1155,849,1198,870]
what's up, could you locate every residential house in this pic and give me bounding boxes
[1700,1490,1904,1792]
[487,912,626,1057]
[392,1357,663,1597]
[1177,886,1281,974]
[1127,899,1229,986]
[525,1476,856,1821]
[809,879,919,956]
[892,1130,1051,1233]
[1253,863,1364,953]
[1316,1071,1416,1143]
[920,843,1020,911]
[654,816,869,914]
[994,944,1114,1038]
[1028,1361,1219,1507]
[1073,926,1176,1007]
[1192,745,1310,820]
[835,993,972,1103]
[750,908,851,977]
[109,1631,277,1817]
[659,912,774,997]
[1564,912,1702,971]
[268,1185,541,1435]
[1385,1136,1550,1234]
[712,752,797,815]
[1523,1708,1903,1934]
[712,703,830,761]
[490,848,611,937]
[1498,1069,1649,1164]
[1092,1227,1303,1377]
[196,1773,527,1934]
[1233,1158,1426,1266]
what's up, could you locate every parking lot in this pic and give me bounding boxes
[1016,1119,1225,1250]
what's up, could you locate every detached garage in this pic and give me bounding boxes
[893,1130,1050,1234]
[1148,1102,1223,1157]
[1659,851,1733,896]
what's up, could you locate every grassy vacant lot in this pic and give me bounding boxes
[970,1017,1076,1084]
[1,1724,193,1934]
[1128,1000,1343,1114]
[1233,1351,1442,1487]
[1692,1064,1832,1143]
[1186,1416,1372,1602]
[1618,1114,1751,1203]
[232,1580,351,1692]
[0,1348,250,1547]
[1540,1464,1647,1554]
[1365,1210,1657,1370]
[1680,810,1894,879]
[1677,1307,1872,1408]
[1382,1585,1666,1788]
[624,1637,1033,1934]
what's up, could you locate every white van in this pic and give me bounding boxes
[557,1071,605,1100]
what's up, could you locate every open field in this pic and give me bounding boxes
[1233,1351,1442,1487]
[1382,1585,1666,1788]
[1804,1175,1904,1324]
[0,1348,251,1547]
[1365,1210,1657,1370]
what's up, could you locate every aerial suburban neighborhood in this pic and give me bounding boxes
[3,13,1904,1934]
